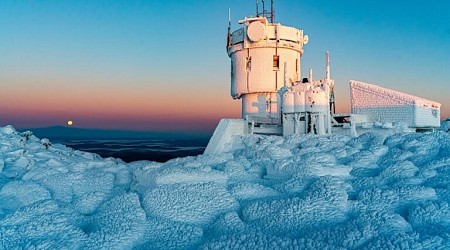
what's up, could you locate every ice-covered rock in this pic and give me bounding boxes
[85,193,146,249]
[143,182,238,225]
[136,217,203,249]
[1,125,16,135]
[0,181,51,211]
[0,200,87,249]
[1,125,450,248]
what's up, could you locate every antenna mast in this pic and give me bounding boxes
[226,8,232,49]
[326,51,330,81]
[326,51,336,114]
[262,0,265,17]
[270,0,274,23]
[256,0,274,22]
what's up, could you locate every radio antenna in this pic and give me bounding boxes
[256,0,259,16]
[270,0,275,23]
[262,0,265,17]
[226,8,232,49]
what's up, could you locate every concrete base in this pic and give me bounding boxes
[204,119,246,155]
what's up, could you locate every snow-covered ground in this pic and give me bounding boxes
[1,125,450,249]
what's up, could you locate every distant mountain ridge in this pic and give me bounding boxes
[19,126,212,140]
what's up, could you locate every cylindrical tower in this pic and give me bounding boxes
[227,16,308,122]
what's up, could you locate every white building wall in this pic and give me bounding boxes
[231,47,300,98]
[231,50,248,98]
[248,47,277,92]
[276,49,301,87]
[228,17,306,120]
[305,89,328,113]
[350,80,441,128]
[352,106,415,125]
[242,93,279,119]
[294,91,306,113]
[414,106,441,128]
[282,91,295,113]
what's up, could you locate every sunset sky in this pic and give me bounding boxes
[1,0,449,131]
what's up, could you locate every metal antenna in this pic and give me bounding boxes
[326,51,336,114]
[326,51,330,81]
[270,0,275,23]
[262,0,265,17]
[226,8,232,49]
[256,0,259,16]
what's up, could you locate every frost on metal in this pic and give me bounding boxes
[227,16,308,124]
[225,14,335,136]
[350,80,441,128]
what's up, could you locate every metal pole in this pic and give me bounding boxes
[262,0,265,17]
[326,51,330,80]
[271,0,274,23]
[226,8,231,49]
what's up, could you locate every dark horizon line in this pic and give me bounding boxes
[17,125,214,140]
[19,125,214,133]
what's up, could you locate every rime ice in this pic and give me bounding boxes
[209,5,441,154]
[1,126,450,248]
[350,80,441,128]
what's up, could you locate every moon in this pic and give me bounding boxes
[67,120,73,126]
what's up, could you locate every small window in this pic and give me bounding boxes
[273,55,279,70]
[295,59,299,73]
[246,56,252,71]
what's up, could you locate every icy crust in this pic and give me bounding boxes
[350,80,441,108]
[1,125,450,248]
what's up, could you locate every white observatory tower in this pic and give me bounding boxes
[226,0,309,127]
[206,0,335,154]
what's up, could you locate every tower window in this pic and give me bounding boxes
[246,56,252,71]
[273,55,279,70]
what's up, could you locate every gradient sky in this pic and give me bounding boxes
[1,0,449,131]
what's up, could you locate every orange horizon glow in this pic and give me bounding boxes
[2,79,449,132]
[0,75,244,131]
[0,84,242,131]
[1,1,449,132]
[2,72,449,132]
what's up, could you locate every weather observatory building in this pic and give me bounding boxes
[226,0,333,136]
[204,1,441,154]
[228,5,306,122]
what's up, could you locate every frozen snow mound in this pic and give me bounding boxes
[1,125,450,248]
[350,80,441,128]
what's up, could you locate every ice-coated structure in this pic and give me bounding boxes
[350,80,441,128]
[279,52,334,136]
[2,125,450,248]
[225,3,334,137]
[206,1,442,155]
[228,16,306,120]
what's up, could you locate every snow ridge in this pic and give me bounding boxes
[1,125,450,248]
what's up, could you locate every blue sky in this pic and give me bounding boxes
[0,0,449,130]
